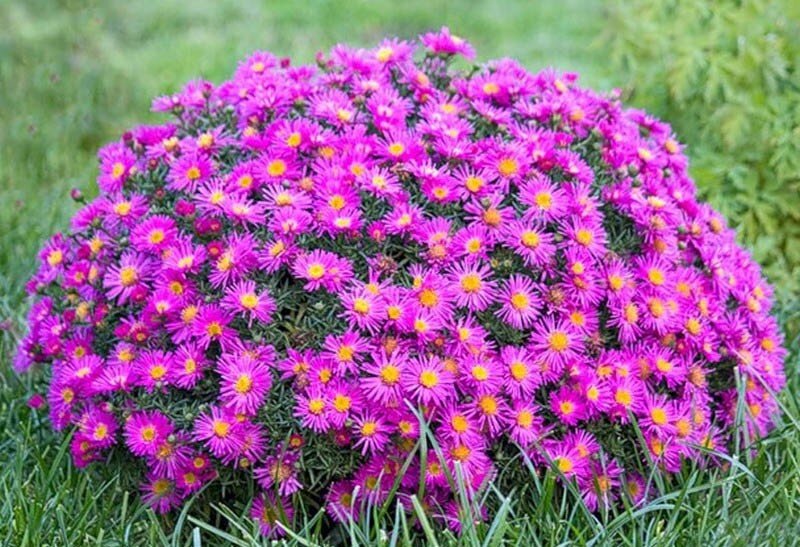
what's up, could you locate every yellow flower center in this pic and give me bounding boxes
[497,157,518,177]
[352,298,370,314]
[465,176,484,192]
[234,374,253,394]
[150,364,167,380]
[206,322,223,337]
[388,142,405,156]
[517,410,533,428]
[510,361,528,381]
[460,273,482,293]
[534,192,552,210]
[266,159,287,177]
[93,423,108,440]
[112,162,126,179]
[510,292,530,311]
[333,394,351,412]
[307,263,325,279]
[576,229,593,246]
[419,289,439,308]
[556,457,573,474]
[212,420,230,437]
[559,400,575,415]
[186,166,201,180]
[380,364,400,385]
[647,268,665,286]
[650,407,668,426]
[148,229,165,245]
[308,398,325,415]
[548,331,569,352]
[119,266,138,287]
[479,395,498,415]
[419,370,439,389]
[141,425,156,442]
[240,293,258,309]
[451,414,469,433]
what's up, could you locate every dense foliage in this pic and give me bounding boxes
[605,0,800,311]
[15,30,787,537]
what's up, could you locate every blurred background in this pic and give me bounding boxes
[1,0,798,335]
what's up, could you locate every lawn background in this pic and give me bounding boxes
[1,1,798,545]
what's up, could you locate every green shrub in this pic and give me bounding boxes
[604,0,800,322]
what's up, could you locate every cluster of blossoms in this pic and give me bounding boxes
[16,28,787,536]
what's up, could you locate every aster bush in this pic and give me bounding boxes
[14,28,787,538]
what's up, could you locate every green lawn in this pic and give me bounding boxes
[1,1,799,545]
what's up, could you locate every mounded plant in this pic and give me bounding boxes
[15,29,787,537]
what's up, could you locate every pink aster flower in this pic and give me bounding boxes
[496,275,541,329]
[529,317,582,371]
[294,387,331,433]
[192,304,235,350]
[130,215,178,255]
[340,286,386,333]
[103,252,154,305]
[402,355,455,407]
[549,386,585,426]
[193,406,244,460]
[133,349,174,392]
[255,452,302,496]
[448,261,497,312]
[420,27,476,59]
[251,493,293,538]
[218,353,273,415]
[97,142,137,193]
[222,280,276,326]
[352,411,390,455]
[167,152,214,192]
[361,351,407,405]
[124,411,174,457]
[292,250,353,292]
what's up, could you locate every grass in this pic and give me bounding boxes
[1,0,799,545]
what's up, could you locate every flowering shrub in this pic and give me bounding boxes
[15,28,787,536]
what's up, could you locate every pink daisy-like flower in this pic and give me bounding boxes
[402,355,455,407]
[167,152,214,192]
[420,26,476,59]
[294,387,331,433]
[133,349,174,392]
[130,215,178,255]
[255,452,302,496]
[496,275,541,329]
[448,261,497,312]
[361,351,407,404]
[98,142,137,193]
[549,386,585,426]
[141,473,181,514]
[222,280,276,326]
[218,353,273,415]
[124,411,174,457]
[529,317,582,370]
[340,286,386,333]
[192,305,235,350]
[193,406,243,460]
[292,250,352,292]
[352,411,390,455]
[103,252,154,305]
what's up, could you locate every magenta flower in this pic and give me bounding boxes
[124,411,174,457]
[15,33,788,535]
[402,355,455,407]
[218,353,273,415]
[167,152,214,192]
